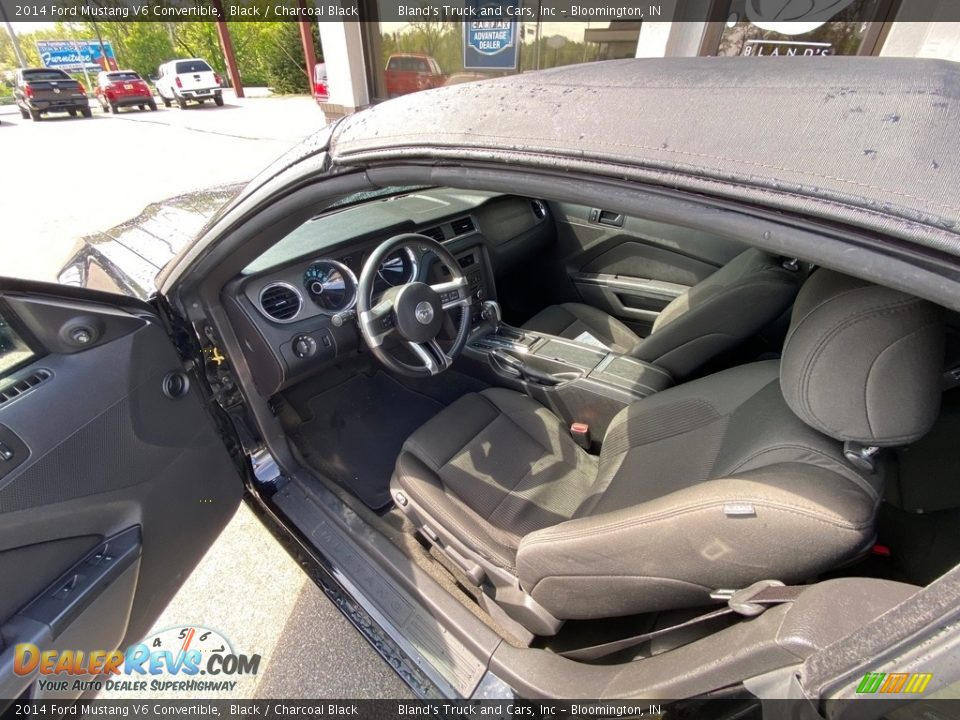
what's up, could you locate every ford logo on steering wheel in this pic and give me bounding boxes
[415,301,434,325]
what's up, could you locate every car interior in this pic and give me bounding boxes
[209,185,960,695]
[2,181,958,701]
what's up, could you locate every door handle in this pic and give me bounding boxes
[589,208,624,227]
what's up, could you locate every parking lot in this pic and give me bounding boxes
[1,90,412,698]
[1,90,324,282]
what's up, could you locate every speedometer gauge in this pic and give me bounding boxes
[303,259,358,313]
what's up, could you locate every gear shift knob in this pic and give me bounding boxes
[481,300,502,330]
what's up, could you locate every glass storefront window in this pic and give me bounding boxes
[367,15,642,100]
[714,0,890,57]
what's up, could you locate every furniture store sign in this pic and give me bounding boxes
[36,40,118,71]
[463,5,520,70]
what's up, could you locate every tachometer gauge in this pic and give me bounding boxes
[377,247,418,287]
[303,259,358,313]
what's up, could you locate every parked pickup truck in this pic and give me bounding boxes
[384,54,446,98]
[155,58,223,109]
[15,68,91,121]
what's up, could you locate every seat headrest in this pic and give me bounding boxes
[781,270,944,446]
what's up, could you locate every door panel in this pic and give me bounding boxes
[547,203,747,334]
[572,272,688,326]
[0,282,242,702]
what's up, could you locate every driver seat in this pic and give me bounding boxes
[390,271,944,635]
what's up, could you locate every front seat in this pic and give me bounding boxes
[392,270,944,635]
[522,248,803,379]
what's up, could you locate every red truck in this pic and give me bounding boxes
[384,54,446,98]
[14,68,91,121]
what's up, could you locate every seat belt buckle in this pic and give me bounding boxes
[724,579,786,617]
[570,422,590,450]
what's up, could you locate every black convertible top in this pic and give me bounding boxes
[331,57,960,254]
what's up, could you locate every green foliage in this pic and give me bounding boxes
[100,24,174,79]
[1,20,320,93]
[253,21,318,94]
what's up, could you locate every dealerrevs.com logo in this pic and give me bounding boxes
[14,626,261,694]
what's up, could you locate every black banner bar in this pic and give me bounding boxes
[7,699,960,720]
[3,0,960,22]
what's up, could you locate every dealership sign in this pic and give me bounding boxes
[742,39,833,56]
[36,40,118,72]
[463,3,520,70]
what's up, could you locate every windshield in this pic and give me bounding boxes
[106,72,141,82]
[243,187,498,275]
[22,70,70,81]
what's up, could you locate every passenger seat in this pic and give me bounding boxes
[522,248,803,379]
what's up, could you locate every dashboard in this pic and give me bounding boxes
[250,246,419,326]
[221,192,553,397]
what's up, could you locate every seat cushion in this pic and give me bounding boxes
[516,361,880,618]
[522,302,641,354]
[393,368,880,623]
[394,388,598,571]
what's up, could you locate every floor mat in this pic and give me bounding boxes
[295,372,444,511]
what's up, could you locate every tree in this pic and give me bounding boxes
[254,21,319,94]
[111,24,173,78]
[1,20,321,94]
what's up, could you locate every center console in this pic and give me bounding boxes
[463,303,674,441]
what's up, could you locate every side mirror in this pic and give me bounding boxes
[148,75,159,82]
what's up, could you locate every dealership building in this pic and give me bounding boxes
[314,0,960,121]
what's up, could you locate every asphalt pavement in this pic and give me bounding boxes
[2,90,413,699]
[1,89,324,282]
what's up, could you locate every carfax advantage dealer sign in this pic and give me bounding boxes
[463,2,520,70]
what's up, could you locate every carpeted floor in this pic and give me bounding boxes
[294,372,445,510]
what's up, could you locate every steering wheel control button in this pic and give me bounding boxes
[293,334,318,359]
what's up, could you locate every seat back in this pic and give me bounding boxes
[633,249,803,378]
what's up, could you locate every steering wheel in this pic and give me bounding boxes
[357,233,472,377]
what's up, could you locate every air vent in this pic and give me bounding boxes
[421,226,445,243]
[531,200,547,220]
[451,217,475,236]
[259,283,302,323]
[0,369,52,405]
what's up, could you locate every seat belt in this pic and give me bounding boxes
[560,580,808,662]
